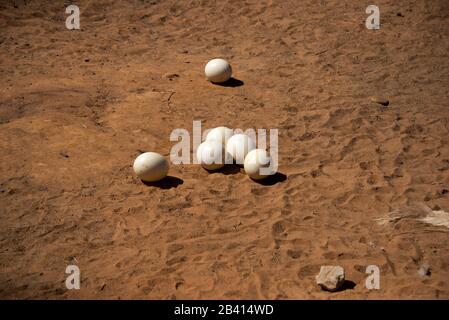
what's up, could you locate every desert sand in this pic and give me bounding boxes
[0,0,448,299]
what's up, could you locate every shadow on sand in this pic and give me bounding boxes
[213,77,244,87]
[142,176,183,189]
[206,164,242,175]
[253,172,287,186]
[338,280,357,291]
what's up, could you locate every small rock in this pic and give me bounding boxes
[370,96,389,106]
[418,263,431,278]
[164,73,179,81]
[59,151,69,158]
[316,265,345,292]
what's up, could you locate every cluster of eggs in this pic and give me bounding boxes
[133,59,275,183]
[198,127,275,180]
[134,127,275,183]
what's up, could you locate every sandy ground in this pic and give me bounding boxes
[0,0,448,299]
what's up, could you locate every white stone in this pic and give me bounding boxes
[418,263,431,277]
[315,266,345,292]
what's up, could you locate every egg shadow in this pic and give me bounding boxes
[206,164,242,175]
[252,172,287,186]
[141,176,183,189]
[213,77,244,87]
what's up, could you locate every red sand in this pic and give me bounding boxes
[0,0,448,299]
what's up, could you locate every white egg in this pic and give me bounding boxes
[244,149,274,180]
[204,58,232,83]
[226,133,256,165]
[205,126,234,145]
[133,152,168,182]
[196,140,227,171]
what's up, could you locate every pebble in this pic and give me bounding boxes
[370,96,389,106]
[418,263,431,277]
[164,73,180,81]
[59,150,69,158]
[316,265,345,292]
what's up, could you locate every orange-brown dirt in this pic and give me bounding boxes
[0,0,448,299]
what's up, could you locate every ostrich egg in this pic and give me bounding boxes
[133,152,168,182]
[205,58,232,83]
[196,140,227,171]
[205,126,234,145]
[244,149,274,180]
[226,133,256,165]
